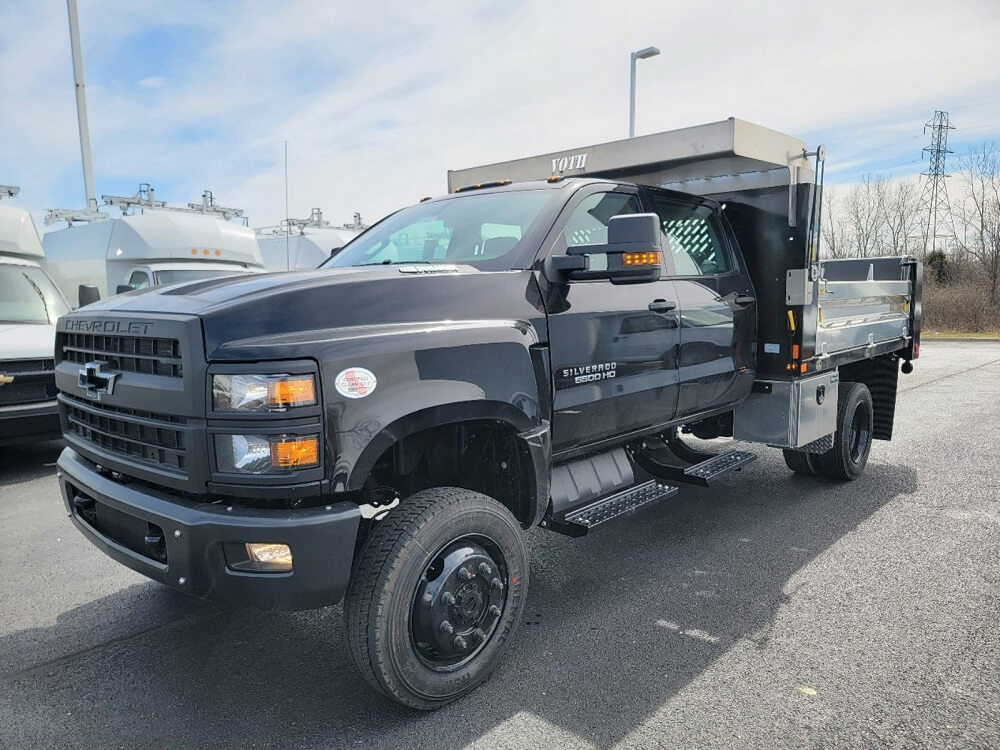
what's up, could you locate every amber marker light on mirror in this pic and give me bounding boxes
[622,251,662,266]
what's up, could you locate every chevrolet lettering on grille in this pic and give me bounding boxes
[78,361,119,401]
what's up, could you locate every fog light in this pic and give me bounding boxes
[247,543,292,567]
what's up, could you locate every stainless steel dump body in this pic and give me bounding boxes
[449,117,921,376]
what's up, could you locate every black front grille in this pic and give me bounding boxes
[0,359,57,406]
[62,394,187,474]
[62,333,183,378]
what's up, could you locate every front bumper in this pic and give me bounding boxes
[58,448,361,611]
[0,399,61,446]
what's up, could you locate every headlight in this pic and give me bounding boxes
[215,434,320,474]
[212,374,316,412]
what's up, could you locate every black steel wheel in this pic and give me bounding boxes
[818,381,873,481]
[344,487,528,710]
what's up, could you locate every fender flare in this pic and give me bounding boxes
[344,401,551,527]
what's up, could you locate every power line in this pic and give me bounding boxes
[915,110,956,257]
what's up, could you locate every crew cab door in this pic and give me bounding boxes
[540,186,681,454]
[641,188,756,419]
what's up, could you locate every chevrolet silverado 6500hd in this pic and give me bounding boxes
[54,119,921,709]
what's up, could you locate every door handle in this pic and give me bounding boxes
[648,299,677,313]
[735,295,756,306]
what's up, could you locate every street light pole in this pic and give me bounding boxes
[629,46,660,138]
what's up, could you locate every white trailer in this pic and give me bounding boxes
[43,211,265,306]
[0,195,70,443]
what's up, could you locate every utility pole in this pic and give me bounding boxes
[67,0,96,212]
[916,110,956,257]
[46,0,108,225]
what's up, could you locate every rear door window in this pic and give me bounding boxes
[646,193,732,276]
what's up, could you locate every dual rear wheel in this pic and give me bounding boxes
[783,381,873,481]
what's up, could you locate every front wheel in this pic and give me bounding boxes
[818,381,873,481]
[344,487,528,710]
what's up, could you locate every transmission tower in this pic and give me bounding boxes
[916,110,956,256]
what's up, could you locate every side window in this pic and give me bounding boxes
[128,270,151,289]
[562,191,641,248]
[647,194,732,275]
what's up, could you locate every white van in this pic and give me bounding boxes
[43,211,265,306]
[257,226,360,271]
[0,203,69,444]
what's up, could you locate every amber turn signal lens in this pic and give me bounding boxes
[270,437,319,469]
[622,251,662,266]
[268,377,316,408]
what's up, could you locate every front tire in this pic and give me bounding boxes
[344,487,528,710]
[818,381,873,481]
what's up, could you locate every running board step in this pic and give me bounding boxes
[635,448,757,487]
[684,450,757,483]
[545,480,678,536]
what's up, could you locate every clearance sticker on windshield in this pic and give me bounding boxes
[335,367,377,399]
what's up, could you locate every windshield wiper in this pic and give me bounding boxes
[22,273,54,324]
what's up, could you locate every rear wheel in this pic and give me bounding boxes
[344,487,528,710]
[818,381,873,481]
[782,448,821,476]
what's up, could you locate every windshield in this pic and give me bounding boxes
[324,190,553,271]
[154,268,249,285]
[0,264,70,324]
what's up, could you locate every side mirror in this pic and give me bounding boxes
[558,213,663,284]
[116,284,134,295]
[329,246,342,257]
[78,284,100,307]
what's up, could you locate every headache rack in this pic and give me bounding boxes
[448,117,921,378]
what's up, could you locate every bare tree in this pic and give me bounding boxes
[821,188,851,259]
[878,178,921,256]
[844,174,885,258]
[954,142,1000,304]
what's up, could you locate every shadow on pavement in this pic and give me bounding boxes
[0,460,918,749]
[0,440,64,485]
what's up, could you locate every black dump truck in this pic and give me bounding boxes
[54,119,921,709]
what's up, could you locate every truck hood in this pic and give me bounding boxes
[0,323,57,361]
[65,265,547,360]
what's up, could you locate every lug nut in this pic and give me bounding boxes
[488,604,501,617]
[490,577,504,591]
[453,635,467,650]
[473,627,486,640]
[459,568,473,581]
[442,592,456,605]
[478,563,492,576]
[440,620,454,634]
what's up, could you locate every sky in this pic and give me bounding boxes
[1,0,998,232]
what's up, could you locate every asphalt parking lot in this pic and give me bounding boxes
[1,341,998,749]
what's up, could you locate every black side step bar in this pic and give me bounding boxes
[543,480,678,537]
[634,431,757,487]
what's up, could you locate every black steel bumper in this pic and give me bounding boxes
[0,400,61,446]
[57,448,361,611]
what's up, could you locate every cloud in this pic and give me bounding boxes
[137,76,166,88]
[1,0,999,232]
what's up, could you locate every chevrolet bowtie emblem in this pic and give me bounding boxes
[79,361,119,400]
[0,374,13,386]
